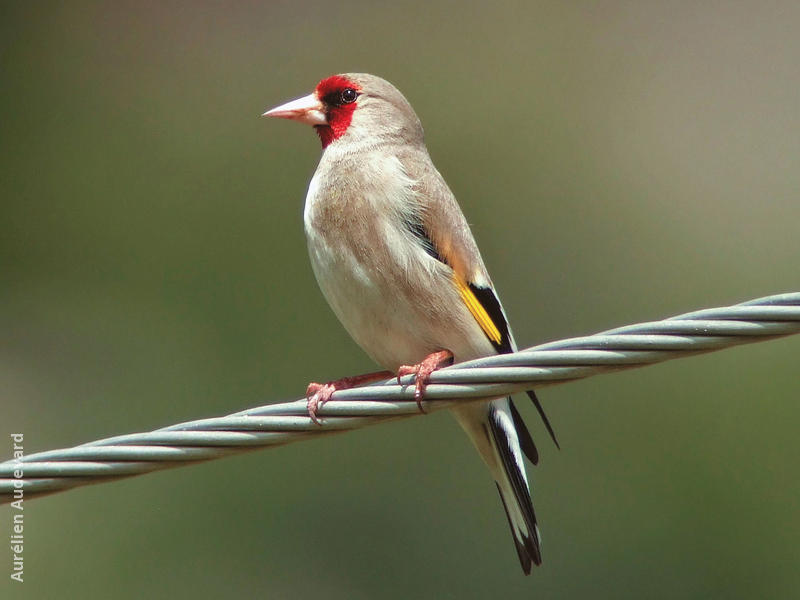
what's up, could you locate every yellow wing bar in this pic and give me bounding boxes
[454,275,502,345]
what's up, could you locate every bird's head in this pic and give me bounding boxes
[263,73,424,149]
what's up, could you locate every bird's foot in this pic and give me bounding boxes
[306,370,393,425]
[396,350,454,413]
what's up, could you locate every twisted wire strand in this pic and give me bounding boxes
[2,292,798,503]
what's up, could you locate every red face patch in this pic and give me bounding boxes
[314,75,361,148]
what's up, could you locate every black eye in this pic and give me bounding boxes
[340,88,358,104]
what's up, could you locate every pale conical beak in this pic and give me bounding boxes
[262,93,327,126]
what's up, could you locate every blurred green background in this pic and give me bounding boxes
[2,1,799,598]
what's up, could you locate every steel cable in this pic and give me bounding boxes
[2,292,798,503]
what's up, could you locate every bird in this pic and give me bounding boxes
[263,73,558,574]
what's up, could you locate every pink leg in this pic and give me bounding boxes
[306,370,393,424]
[396,349,454,413]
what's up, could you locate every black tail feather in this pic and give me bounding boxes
[487,406,542,572]
[495,482,533,575]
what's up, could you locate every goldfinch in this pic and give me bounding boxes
[264,73,557,574]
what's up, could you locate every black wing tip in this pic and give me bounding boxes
[509,398,539,465]
[465,283,560,454]
[465,281,560,452]
[527,390,560,450]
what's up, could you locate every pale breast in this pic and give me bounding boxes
[303,151,494,369]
